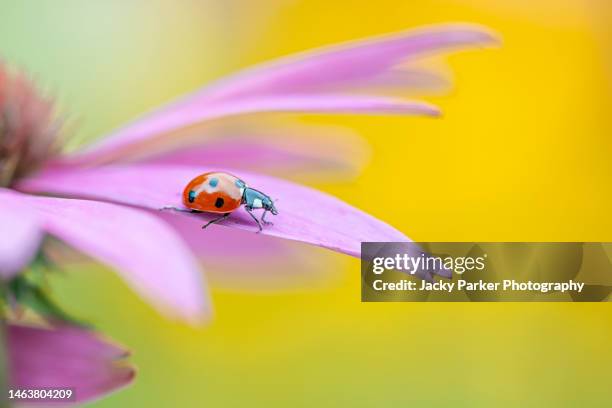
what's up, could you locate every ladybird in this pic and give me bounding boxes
[163,171,278,231]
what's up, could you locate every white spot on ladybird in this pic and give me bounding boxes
[194,173,242,200]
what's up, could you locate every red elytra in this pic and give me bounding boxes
[182,171,245,214]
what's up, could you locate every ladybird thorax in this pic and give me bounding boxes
[243,187,278,215]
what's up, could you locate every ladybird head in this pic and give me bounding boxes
[270,204,279,215]
[263,196,278,215]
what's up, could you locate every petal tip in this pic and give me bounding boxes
[428,106,443,117]
[412,102,442,117]
[436,23,502,46]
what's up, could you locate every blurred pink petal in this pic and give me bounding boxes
[345,68,452,95]
[69,24,496,164]
[19,164,410,257]
[6,323,134,405]
[139,133,369,179]
[0,189,208,322]
[101,118,371,181]
[0,194,44,279]
[143,139,352,174]
[70,95,438,164]
[197,24,496,98]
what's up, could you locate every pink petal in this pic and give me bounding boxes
[138,132,370,180]
[198,24,496,99]
[69,95,438,164]
[97,118,371,181]
[143,140,352,175]
[0,190,208,322]
[6,323,134,405]
[68,24,496,164]
[157,210,289,259]
[160,212,340,290]
[345,68,452,95]
[18,165,409,257]
[0,191,44,279]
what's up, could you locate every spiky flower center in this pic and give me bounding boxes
[0,64,61,187]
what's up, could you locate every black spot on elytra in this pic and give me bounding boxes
[188,191,196,203]
[214,197,224,208]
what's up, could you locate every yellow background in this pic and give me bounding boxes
[1,0,611,406]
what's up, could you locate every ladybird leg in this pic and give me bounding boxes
[245,207,263,232]
[202,213,230,229]
[261,210,273,226]
[159,206,199,213]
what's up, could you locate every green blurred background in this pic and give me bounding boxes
[1,0,611,406]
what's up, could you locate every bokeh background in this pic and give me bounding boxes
[1,0,611,406]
